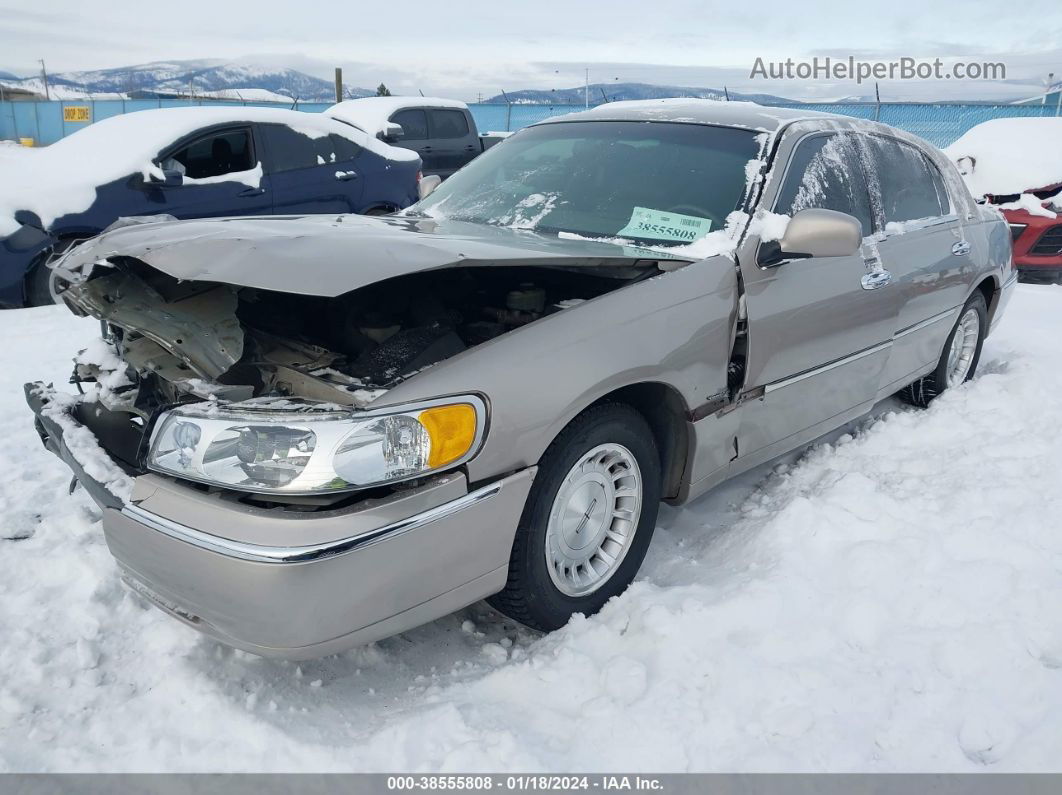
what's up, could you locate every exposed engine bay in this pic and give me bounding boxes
[61,257,656,477]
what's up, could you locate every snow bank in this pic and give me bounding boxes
[3,288,1062,771]
[327,96,468,136]
[0,106,415,237]
[944,118,1062,197]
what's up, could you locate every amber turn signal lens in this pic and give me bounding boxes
[418,403,478,469]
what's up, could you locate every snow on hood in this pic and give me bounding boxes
[0,106,416,237]
[944,117,1062,198]
[327,96,468,136]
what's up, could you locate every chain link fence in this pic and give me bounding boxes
[3,97,1061,149]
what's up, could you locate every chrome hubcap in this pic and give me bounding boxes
[44,240,80,304]
[545,443,643,597]
[946,308,980,387]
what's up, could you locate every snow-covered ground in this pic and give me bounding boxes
[2,286,1061,772]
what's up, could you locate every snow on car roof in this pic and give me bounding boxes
[539,97,847,133]
[0,106,416,236]
[944,117,1062,197]
[327,96,468,135]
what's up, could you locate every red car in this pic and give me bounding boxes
[946,118,1062,282]
[992,184,1062,281]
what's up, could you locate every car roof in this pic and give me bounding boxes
[534,98,854,133]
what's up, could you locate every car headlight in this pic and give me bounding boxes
[147,397,485,495]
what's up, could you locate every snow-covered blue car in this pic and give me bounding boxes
[0,106,422,306]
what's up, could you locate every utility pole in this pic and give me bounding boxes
[1044,73,1054,106]
[723,85,730,101]
[39,59,50,100]
[334,67,343,103]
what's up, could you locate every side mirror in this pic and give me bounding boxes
[418,174,442,201]
[378,122,405,143]
[149,168,184,188]
[759,208,862,266]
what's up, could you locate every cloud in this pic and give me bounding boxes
[2,0,1060,101]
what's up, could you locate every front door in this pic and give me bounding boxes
[389,109,437,174]
[736,132,900,464]
[151,126,273,218]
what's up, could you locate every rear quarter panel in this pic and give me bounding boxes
[353,149,420,212]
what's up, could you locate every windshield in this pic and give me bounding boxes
[412,121,760,247]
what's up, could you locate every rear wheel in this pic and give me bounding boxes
[488,403,662,632]
[898,291,987,407]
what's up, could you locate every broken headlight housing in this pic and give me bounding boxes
[147,397,486,495]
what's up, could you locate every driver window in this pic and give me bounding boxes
[165,129,253,180]
[774,134,874,238]
[390,109,428,140]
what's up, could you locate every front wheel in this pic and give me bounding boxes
[25,239,85,307]
[488,403,662,632]
[898,291,987,407]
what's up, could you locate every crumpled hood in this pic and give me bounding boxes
[61,213,683,297]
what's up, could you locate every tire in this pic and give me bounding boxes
[25,254,61,307]
[488,403,662,632]
[363,206,394,216]
[25,239,84,307]
[898,291,988,408]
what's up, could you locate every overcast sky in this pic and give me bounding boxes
[2,0,1061,101]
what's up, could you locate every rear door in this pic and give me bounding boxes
[859,134,974,393]
[426,108,480,177]
[150,126,273,218]
[735,131,899,462]
[258,123,363,214]
[389,108,436,173]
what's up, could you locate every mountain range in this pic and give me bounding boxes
[1,60,806,105]
[0,60,375,101]
[486,82,797,104]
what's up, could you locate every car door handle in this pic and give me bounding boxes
[952,240,972,256]
[464,145,477,151]
[861,270,892,290]
[238,187,266,197]
[335,171,358,181]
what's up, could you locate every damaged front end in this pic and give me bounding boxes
[28,235,659,507]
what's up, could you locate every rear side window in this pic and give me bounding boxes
[330,134,361,163]
[863,136,949,225]
[166,128,253,179]
[429,109,470,139]
[260,124,320,172]
[391,109,428,140]
[774,133,874,237]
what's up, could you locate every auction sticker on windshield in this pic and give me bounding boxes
[618,206,712,242]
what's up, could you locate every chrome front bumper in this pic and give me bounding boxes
[26,383,535,658]
[104,468,535,659]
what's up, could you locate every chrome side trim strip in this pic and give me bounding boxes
[121,477,512,564]
[892,307,957,340]
[764,341,892,394]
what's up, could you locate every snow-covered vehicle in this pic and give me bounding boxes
[26,100,1014,659]
[0,107,422,307]
[328,96,507,179]
[945,118,1062,282]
